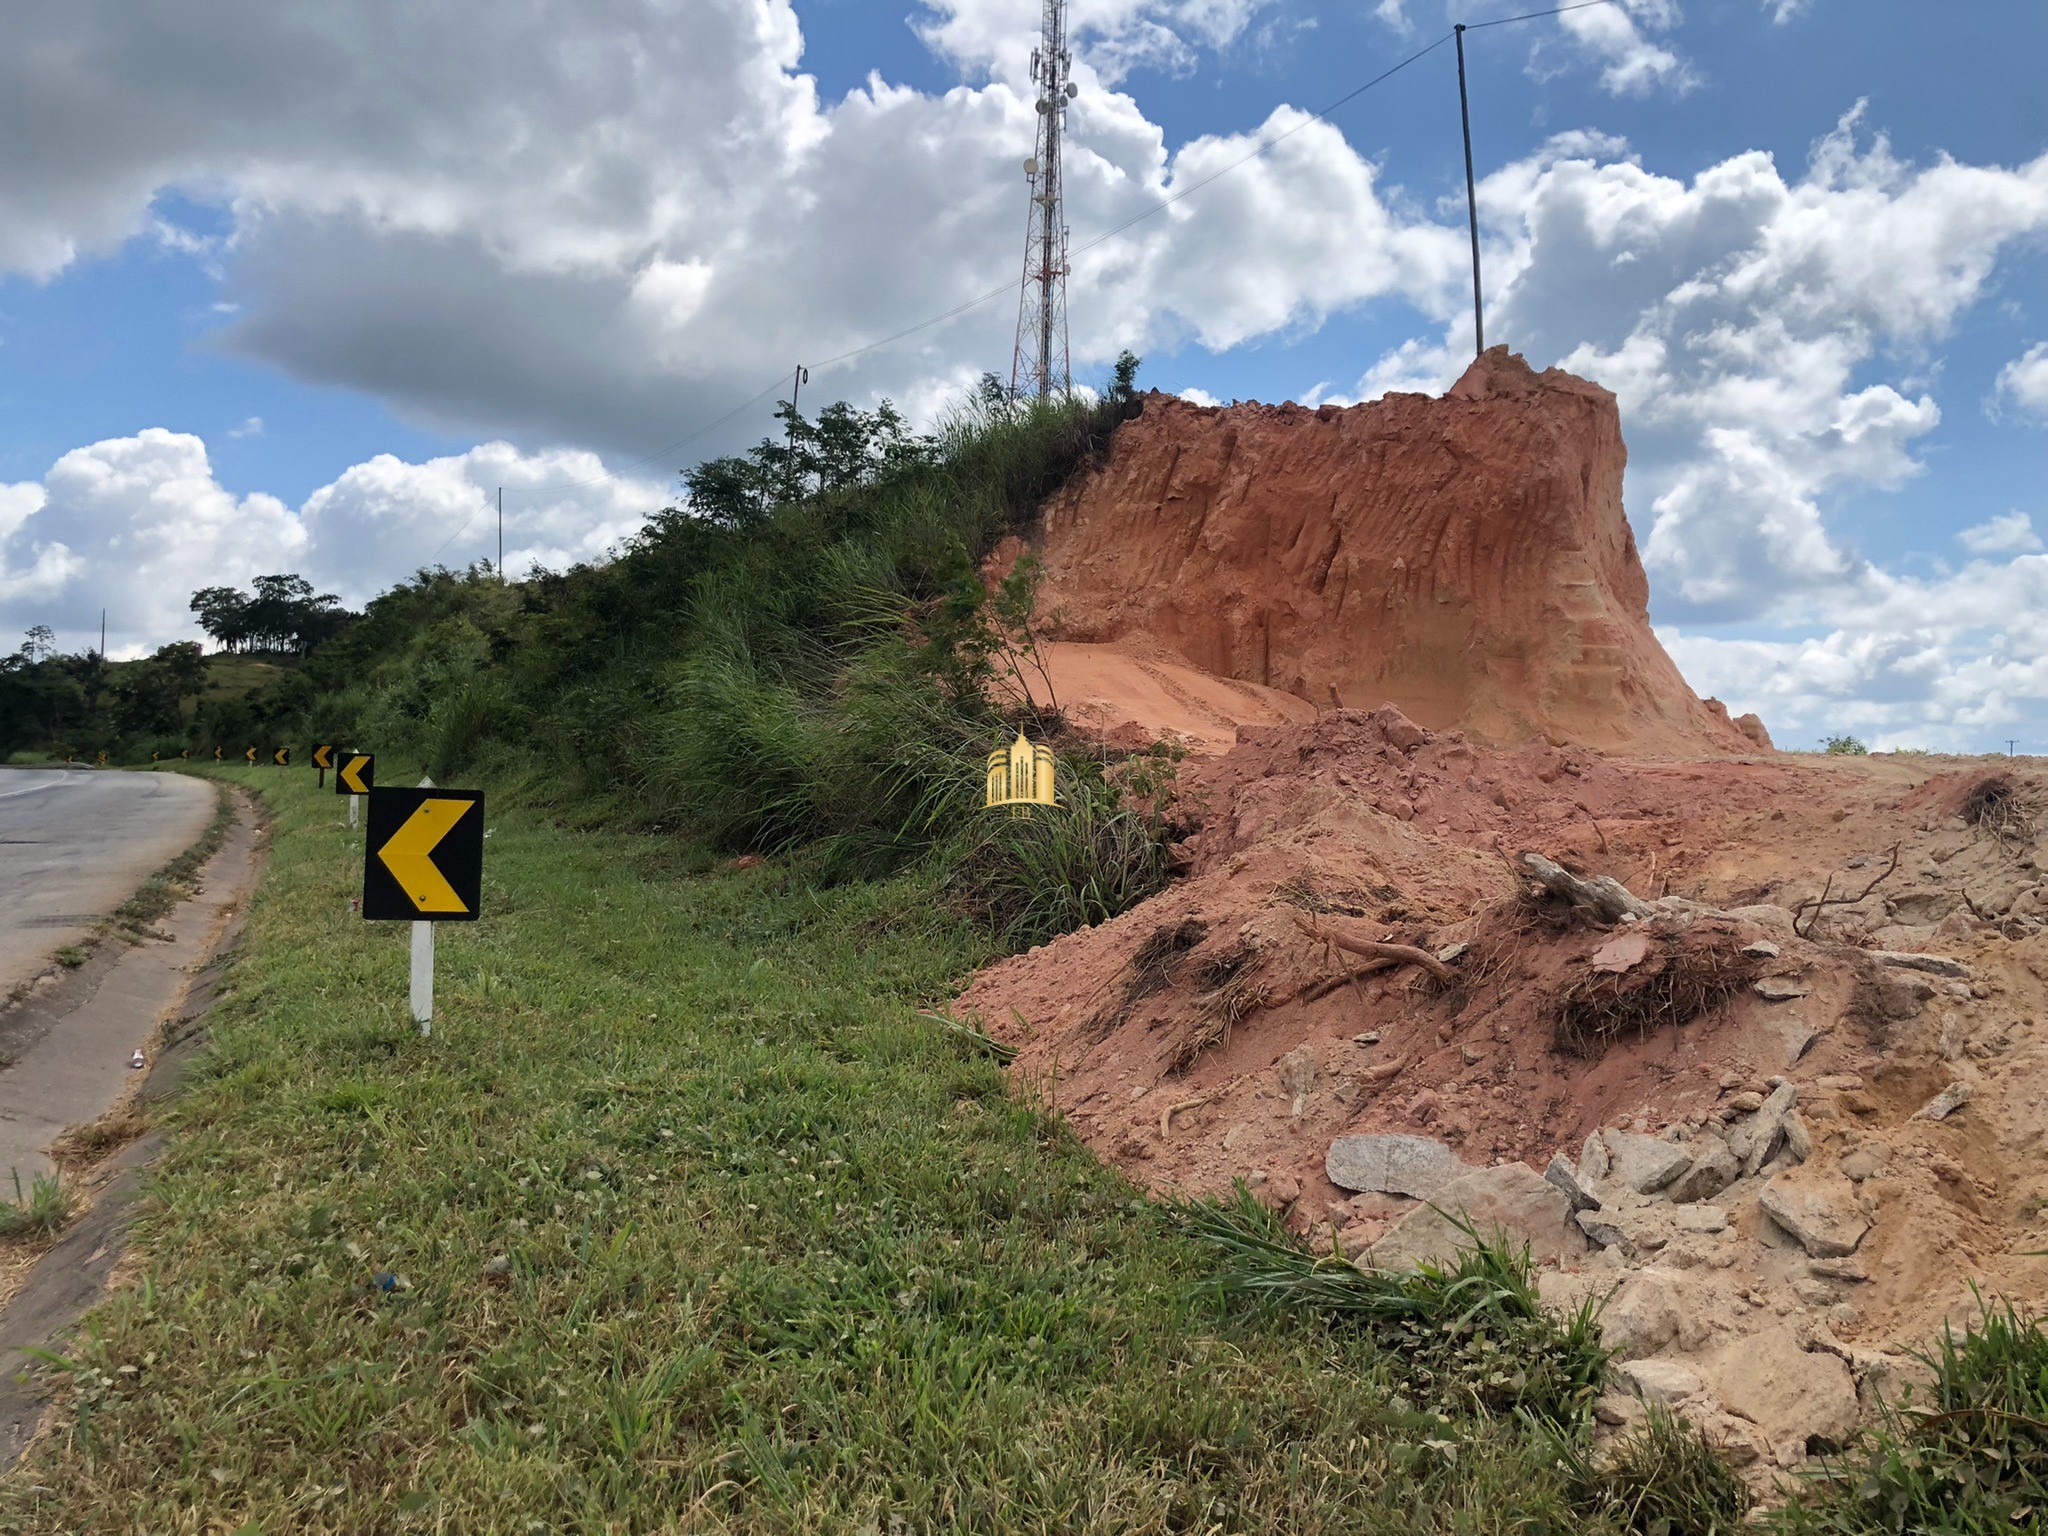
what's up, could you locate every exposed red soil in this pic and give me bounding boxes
[1025,348,1758,755]
[953,356,2048,1476]
[959,706,1858,1194]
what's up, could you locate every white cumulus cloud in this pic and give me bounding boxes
[0,432,665,658]
[1996,342,2048,422]
[1958,512,2043,555]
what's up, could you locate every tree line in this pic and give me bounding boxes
[189,574,350,655]
[1,574,354,758]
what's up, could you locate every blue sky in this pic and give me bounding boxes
[1,0,2044,749]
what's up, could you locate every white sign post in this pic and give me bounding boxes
[348,795,359,831]
[410,920,434,1036]
[409,774,436,1036]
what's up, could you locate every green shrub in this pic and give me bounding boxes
[1823,735,1869,755]
[947,761,1174,949]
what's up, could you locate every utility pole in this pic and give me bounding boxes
[1011,0,1074,398]
[2009,739,2019,757]
[99,608,106,659]
[1454,23,1485,358]
[785,364,809,503]
[497,487,504,581]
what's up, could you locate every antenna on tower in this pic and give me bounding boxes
[1011,0,1073,399]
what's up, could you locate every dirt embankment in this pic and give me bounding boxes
[957,710,2048,1480]
[1019,348,1764,756]
[953,353,2044,1484]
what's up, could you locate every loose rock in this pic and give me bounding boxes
[1578,1129,1612,1185]
[1614,1358,1705,1406]
[1604,1130,1692,1195]
[1759,1177,1870,1259]
[1754,976,1811,1002]
[1911,1079,1974,1122]
[1543,1152,1601,1212]
[1743,1082,1799,1176]
[1709,1325,1859,1464]
[1869,950,1970,978]
[1808,1258,1868,1283]
[1325,1133,1470,1199]
[1366,1162,1587,1271]
[1667,1139,1740,1204]
[1602,1270,1684,1359]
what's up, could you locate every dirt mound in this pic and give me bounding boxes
[954,717,2048,1483]
[1026,348,1752,755]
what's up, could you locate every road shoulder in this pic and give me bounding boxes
[0,785,267,1470]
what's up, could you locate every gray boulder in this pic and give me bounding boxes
[1365,1163,1588,1271]
[1603,1130,1691,1195]
[1325,1133,1469,1198]
[1758,1177,1869,1259]
[1667,1139,1740,1204]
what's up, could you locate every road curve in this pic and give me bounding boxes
[0,768,217,996]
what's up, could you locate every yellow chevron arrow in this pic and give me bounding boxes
[340,756,371,794]
[313,744,333,769]
[377,798,474,914]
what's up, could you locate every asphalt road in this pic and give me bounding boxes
[0,768,216,996]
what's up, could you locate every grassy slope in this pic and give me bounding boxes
[1,769,1606,1535]
[195,653,295,708]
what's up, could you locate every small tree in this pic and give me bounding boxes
[1823,735,1868,755]
[1108,349,1141,404]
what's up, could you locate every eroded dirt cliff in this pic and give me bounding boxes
[1028,347,1755,755]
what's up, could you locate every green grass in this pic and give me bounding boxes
[0,768,1647,1534]
[0,1171,70,1239]
[1177,1191,1609,1424]
[1780,1295,2048,1534]
[1552,1407,1752,1536]
[196,653,296,706]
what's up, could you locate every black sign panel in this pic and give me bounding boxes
[336,752,375,796]
[362,787,484,922]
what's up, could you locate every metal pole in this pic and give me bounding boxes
[497,487,504,580]
[1455,24,1485,358]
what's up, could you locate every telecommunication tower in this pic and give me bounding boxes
[1010,0,1076,398]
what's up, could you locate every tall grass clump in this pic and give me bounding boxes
[1781,1296,2048,1534]
[0,1170,70,1238]
[950,761,1175,948]
[1550,1408,1751,1536]
[1178,1187,1610,1423]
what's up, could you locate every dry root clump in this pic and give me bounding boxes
[1166,941,1266,1076]
[1083,916,1209,1043]
[1552,927,1758,1057]
[1961,771,2036,852]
